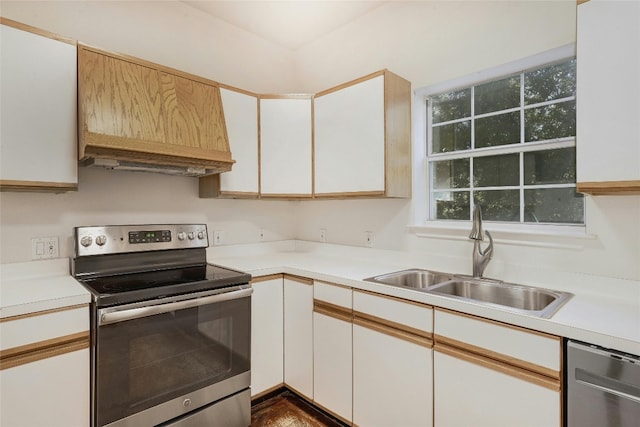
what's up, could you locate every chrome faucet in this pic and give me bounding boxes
[469,205,493,278]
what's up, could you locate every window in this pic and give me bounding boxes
[426,58,584,225]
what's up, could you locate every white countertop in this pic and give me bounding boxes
[0,258,91,319]
[208,240,640,356]
[1,240,638,356]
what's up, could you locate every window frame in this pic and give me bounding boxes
[412,44,587,237]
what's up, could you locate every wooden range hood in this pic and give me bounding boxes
[77,44,234,176]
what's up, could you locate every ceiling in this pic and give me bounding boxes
[182,1,386,50]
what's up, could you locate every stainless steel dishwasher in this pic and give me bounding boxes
[567,340,640,427]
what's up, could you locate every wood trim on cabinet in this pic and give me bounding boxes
[314,300,352,323]
[251,274,284,284]
[259,193,314,200]
[577,180,640,195]
[384,70,412,198]
[434,334,560,380]
[0,17,76,45]
[577,0,590,5]
[313,191,386,199]
[436,342,560,392]
[0,331,89,370]
[283,274,314,286]
[81,133,234,165]
[0,304,88,323]
[353,312,433,348]
[0,180,78,193]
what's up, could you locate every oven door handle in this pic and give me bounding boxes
[99,287,253,325]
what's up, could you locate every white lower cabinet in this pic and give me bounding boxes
[1,349,90,427]
[0,305,90,427]
[283,275,314,399]
[433,308,562,427]
[352,290,434,427]
[250,275,284,397]
[434,349,559,427]
[313,281,353,423]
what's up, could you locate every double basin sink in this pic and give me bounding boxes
[364,269,572,319]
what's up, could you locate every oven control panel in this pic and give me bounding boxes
[74,224,208,256]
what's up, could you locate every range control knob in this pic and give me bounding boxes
[197,231,206,240]
[95,235,107,246]
[80,236,93,247]
[177,232,187,241]
[187,232,195,240]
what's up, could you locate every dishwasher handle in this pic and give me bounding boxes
[576,368,640,404]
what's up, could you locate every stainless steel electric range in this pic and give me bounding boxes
[71,224,252,427]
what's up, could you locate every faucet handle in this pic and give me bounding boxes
[469,205,485,240]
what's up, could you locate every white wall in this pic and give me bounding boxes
[0,168,295,263]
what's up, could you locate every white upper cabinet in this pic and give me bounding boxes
[576,0,640,195]
[199,87,259,198]
[259,97,313,198]
[0,19,77,192]
[314,70,412,198]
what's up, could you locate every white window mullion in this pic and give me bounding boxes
[519,72,526,223]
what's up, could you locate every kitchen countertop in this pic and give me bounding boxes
[0,258,91,319]
[208,240,640,356]
[1,240,638,356]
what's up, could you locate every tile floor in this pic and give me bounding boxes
[251,390,346,427]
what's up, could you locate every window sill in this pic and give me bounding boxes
[407,222,595,251]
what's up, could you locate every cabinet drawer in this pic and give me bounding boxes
[314,281,351,308]
[0,305,89,351]
[434,308,560,375]
[353,290,432,334]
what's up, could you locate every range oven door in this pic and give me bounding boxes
[94,285,252,427]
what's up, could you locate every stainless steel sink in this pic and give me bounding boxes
[428,278,572,318]
[364,269,454,290]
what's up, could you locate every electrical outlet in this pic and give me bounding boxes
[319,229,327,243]
[213,230,224,246]
[31,236,59,259]
[365,231,373,248]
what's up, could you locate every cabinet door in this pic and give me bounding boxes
[250,276,283,397]
[313,281,352,422]
[313,313,352,422]
[352,291,433,427]
[576,0,640,194]
[434,349,560,427]
[1,349,90,427]
[353,324,433,427]
[313,70,411,198]
[314,75,385,195]
[200,88,259,198]
[259,97,313,197]
[433,309,561,427]
[0,22,77,191]
[283,276,314,398]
